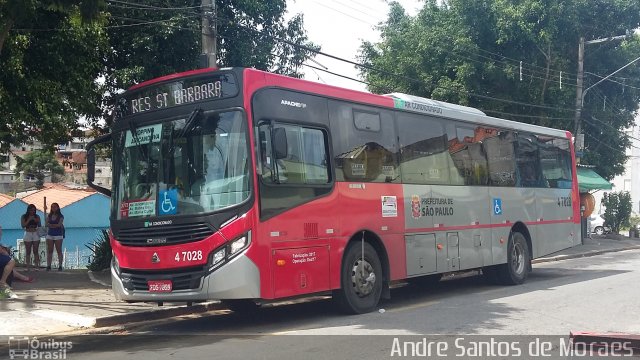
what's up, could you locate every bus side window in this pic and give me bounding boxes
[329,101,398,183]
[515,133,545,188]
[538,136,572,189]
[448,125,489,186]
[485,130,516,187]
[397,112,451,185]
[259,123,330,185]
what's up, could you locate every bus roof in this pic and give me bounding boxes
[125,67,571,140]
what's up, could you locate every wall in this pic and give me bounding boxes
[55,193,110,251]
[0,199,44,247]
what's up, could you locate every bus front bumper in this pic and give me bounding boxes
[111,253,261,302]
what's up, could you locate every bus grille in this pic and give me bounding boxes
[115,222,215,246]
[120,266,206,291]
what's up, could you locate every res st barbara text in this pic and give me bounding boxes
[130,80,224,114]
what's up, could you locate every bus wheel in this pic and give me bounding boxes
[334,242,383,314]
[222,299,259,314]
[498,232,530,285]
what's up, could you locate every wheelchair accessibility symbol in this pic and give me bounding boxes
[493,198,503,215]
[159,189,178,215]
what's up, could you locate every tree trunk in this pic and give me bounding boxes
[0,17,15,55]
[540,43,551,105]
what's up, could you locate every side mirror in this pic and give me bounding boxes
[273,127,288,160]
[86,133,112,197]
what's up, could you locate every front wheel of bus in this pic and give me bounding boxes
[334,242,383,314]
[498,232,530,285]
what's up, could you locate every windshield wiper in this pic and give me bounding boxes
[166,108,203,157]
[178,108,203,139]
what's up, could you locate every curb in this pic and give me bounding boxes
[533,245,640,264]
[93,301,226,328]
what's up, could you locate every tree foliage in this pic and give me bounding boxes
[602,191,632,234]
[360,0,640,180]
[1,0,317,148]
[0,0,108,152]
[101,0,318,127]
[15,149,65,188]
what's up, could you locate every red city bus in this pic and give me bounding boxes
[87,67,580,314]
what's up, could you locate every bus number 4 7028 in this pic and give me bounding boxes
[175,250,203,262]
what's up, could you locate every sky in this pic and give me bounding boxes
[285,0,422,92]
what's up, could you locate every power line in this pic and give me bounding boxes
[308,0,376,25]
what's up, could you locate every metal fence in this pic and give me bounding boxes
[15,239,93,269]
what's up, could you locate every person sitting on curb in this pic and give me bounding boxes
[0,243,15,290]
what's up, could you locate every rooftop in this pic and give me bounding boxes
[0,193,16,207]
[20,184,97,211]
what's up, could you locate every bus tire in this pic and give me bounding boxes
[333,242,383,314]
[498,232,530,285]
[222,299,259,314]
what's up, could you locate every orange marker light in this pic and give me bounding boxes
[499,238,505,244]
[437,244,443,250]
[276,259,286,266]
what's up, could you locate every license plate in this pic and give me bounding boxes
[148,280,172,293]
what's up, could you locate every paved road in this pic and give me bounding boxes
[7,249,640,359]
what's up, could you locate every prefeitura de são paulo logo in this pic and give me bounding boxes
[8,336,73,359]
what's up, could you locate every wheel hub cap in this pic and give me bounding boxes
[351,259,376,297]
[512,242,525,275]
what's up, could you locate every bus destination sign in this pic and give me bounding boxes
[118,73,238,117]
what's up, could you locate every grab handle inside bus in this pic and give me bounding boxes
[87,133,113,197]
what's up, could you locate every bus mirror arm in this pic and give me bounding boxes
[273,127,288,160]
[87,133,113,197]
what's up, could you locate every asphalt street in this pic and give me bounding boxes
[16,248,639,360]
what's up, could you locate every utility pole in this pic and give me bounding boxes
[574,33,629,152]
[574,37,585,150]
[201,0,216,68]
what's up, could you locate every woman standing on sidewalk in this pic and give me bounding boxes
[45,203,65,271]
[21,204,42,271]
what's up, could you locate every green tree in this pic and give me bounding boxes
[1,0,317,150]
[602,191,632,234]
[15,150,66,188]
[360,0,640,180]
[0,1,108,152]
[100,0,318,127]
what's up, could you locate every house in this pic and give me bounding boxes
[1,184,110,268]
[0,194,43,249]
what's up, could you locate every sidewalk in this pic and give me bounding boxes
[1,235,640,336]
[0,269,224,336]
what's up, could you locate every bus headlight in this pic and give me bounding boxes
[230,235,248,255]
[112,252,120,275]
[212,247,226,266]
[208,232,251,272]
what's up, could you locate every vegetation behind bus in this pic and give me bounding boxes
[360,0,640,181]
[602,191,633,234]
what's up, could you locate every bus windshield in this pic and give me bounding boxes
[113,110,250,219]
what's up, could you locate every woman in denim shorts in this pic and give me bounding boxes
[46,203,65,271]
[21,204,42,271]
